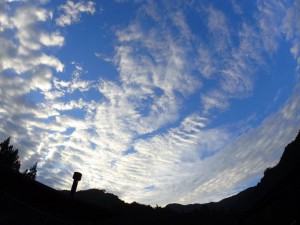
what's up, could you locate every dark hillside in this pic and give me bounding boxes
[217,129,300,216]
[61,188,125,208]
[167,130,300,224]
[0,165,115,225]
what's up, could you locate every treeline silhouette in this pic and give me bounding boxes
[0,131,299,225]
[0,137,37,179]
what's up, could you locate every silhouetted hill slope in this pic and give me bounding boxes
[62,189,180,225]
[0,165,116,225]
[218,129,300,212]
[166,130,300,224]
[61,188,125,208]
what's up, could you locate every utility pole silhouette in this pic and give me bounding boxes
[70,172,82,197]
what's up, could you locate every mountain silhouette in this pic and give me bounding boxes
[0,130,299,224]
[62,188,125,208]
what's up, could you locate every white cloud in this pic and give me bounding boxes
[107,16,202,134]
[185,86,300,204]
[0,13,13,31]
[196,45,217,79]
[39,31,64,47]
[221,64,253,97]
[281,0,300,70]
[11,6,52,50]
[1,0,300,207]
[5,0,26,2]
[171,10,192,40]
[197,1,292,111]
[255,1,285,53]
[231,0,243,15]
[91,114,231,205]
[39,54,64,72]
[0,1,66,170]
[206,5,231,52]
[65,1,299,205]
[201,90,229,112]
[56,0,96,27]
[94,52,113,62]
[115,23,143,42]
[0,4,64,75]
[48,62,94,101]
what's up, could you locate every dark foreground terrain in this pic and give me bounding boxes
[1,131,299,225]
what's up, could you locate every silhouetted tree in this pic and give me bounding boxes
[23,162,38,180]
[0,137,21,171]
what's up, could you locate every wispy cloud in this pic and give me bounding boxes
[56,0,96,27]
[182,86,300,204]
[206,5,232,53]
[0,0,299,206]
[255,1,285,53]
[201,90,229,112]
[281,0,300,70]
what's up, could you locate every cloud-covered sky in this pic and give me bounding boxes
[0,0,299,206]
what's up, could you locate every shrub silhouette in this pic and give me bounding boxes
[0,137,21,171]
[0,137,38,178]
[23,162,38,180]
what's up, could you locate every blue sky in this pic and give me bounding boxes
[0,0,300,206]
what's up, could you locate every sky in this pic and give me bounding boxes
[0,0,299,206]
